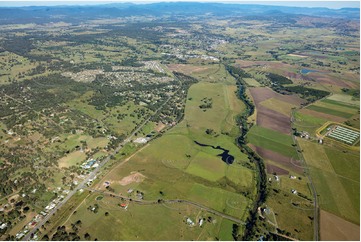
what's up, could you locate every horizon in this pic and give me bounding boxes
[0,1,359,9]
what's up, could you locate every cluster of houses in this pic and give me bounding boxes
[80,159,98,169]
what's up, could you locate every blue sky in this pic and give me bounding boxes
[0,0,359,8]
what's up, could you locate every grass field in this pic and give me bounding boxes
[58,150,86,168]
[243,78,261,87]
[247,125,297,158]
[306,105,354,119]
[260,97,297,117]
[58,193,241,241]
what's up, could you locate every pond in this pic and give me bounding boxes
[300,69,318,75]
[194,141,234,165]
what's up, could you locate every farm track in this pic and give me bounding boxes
[291,108,319,241]
[86,188,246,225]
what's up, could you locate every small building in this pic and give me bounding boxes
[199,219,204,227]
[274,175,279,181]
[0,223,7,230]
[289,175,297,179]
[186,218,195,226]
[291,189,297,194]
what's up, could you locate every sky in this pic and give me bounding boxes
[0,0,359,9]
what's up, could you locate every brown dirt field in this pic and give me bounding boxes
[265,162,289,175]
[308,72,353,88]
[320,210,360,241]
[155,122,166,132]
[249,144,304,174]
[257,107,291,134]
[249,87,304,134]
[166,64,211,75]
[119,172,146,186]
[300,108,346,123]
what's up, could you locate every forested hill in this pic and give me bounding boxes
[0,2,359,25]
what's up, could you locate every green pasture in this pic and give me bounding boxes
[60,193,239,240]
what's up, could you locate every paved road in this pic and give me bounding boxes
[87,188,246,225]
[22,81,181,241]
[291,109,319,241]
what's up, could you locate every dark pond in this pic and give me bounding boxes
[300,69,318,74]
[194,141,234,165]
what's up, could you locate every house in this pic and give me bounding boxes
[186,218,195,226]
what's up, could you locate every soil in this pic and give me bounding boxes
[320,210,360,241]
[249,144,304,174]
[119,172,146,186]
[249,87,304,134]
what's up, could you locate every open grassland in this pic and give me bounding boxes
[58,193,242,241]
[265,188,314,240]
[247,125,297,158]
[243,78,261,87]
[58,150,87,168]
[298,138,359,224]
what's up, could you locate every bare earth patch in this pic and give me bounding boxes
[249,144,304,174]
[155,122,166,132]
[320,210,360,241]
[119,172,146,186]
[265,162,289,175]
[167,64,211,75]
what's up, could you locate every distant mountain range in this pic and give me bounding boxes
[0,2,359,24]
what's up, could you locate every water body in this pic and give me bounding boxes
[300,69,319,74]
[194,141,234,165]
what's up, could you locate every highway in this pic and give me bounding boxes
[22,82,180,241]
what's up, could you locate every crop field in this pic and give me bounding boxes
[247,125,297,158]
[320,210,360,241]
[249,87,304,134]
[306,105,354,119]
[297,138,359,224]
[249,144,303,175]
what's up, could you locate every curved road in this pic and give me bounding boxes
[87,188,246,225]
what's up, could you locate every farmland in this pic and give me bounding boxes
[0,2,359,241]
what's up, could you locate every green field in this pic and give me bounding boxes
[298,139,359,224]
[307,105,354,119]
[247,125,297,158]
